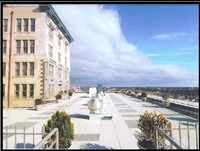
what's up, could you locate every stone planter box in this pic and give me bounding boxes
[35,104,43,111]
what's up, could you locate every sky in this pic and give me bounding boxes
[52,4,199,87]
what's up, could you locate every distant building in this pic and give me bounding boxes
[3,4,74,108]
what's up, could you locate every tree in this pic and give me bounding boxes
[44,111,74,148]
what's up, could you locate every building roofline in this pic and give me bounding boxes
[39,4,74,44]
[4,4,74,44]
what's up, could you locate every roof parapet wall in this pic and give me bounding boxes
[39,4,74,44]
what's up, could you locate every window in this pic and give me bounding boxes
[49,25,54,40]
[65,57,67,66]
[58,68,62,79]
[23,40,28,53]
[30,40,35,53]
[22,62,27,76]
[22,84,27,98]
[3,19,8,32]
[30,62,34,76]
[52,84,54,97]
[58,52,61,63]
[29,84,34,98]
[3,63,6,77]
[48,45,53,58]
[58,36,62,48]
[48,84,51,97]
[16,40,21,54]
[3,84,5,98]
[49,64,54,78]
[24,18,28,32]
[17,19,22,32]
[65,71,68,80]
[3,40,7,54]
[15,62,20,77]
[15,84,20,98]
[65,42,68,54]
[30,18,35,32]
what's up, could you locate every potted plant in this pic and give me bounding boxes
[63,90,68,99]
[55,94,62,103]
[44,111,74,148]
[137,111,171,149]
[134,90,138,97]
[68,90,73,99]
[162,92,170,107]
[35,98,43,111]
[141,92,148,102]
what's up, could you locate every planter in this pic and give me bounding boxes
[137,140,155,149]
[57,99,63,103]
[162,100,170,107]
[143,97,147,102]
[36,104,43,111]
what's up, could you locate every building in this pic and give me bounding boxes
[2,4,74,108]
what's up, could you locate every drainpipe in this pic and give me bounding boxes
[7,11,14,108]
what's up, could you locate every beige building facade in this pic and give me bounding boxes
[3,4,73,108]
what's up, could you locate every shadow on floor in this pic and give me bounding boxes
[15,143,35,149]
[26,108,36,111]
[79,96,90,98]
[69,114,89,120]
[80,143,113,149]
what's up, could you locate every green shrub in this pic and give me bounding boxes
[138,111,171,148]
[44,111,74,148]
[35,99,42,106]
[68,90,73,97]
[56,94,62,100]
[64,90,67,94]
[134,90,138,94]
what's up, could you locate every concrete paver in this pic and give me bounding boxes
[3,93,199,149]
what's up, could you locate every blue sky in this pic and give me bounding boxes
[53,4,198,87]
[104,4,198,73]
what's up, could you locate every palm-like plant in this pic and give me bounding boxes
[162,92,170,107]
[138,111,171,149]
[141,92,148,102]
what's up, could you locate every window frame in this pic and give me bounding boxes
[58,52,61,63]
[3,63,6,77]
[15,84,20,98]
[30,40,35,53]
[3,40,7,54]
[16,40,21,54]
[22,62,27,76]
[23,40,28,53]
[29,84,34,98]
[3,19,8,32]
[22,84,27,98]
[15,62,20,77]
[30,18,35,32]
[23,18,28,32]
[17,18,22,32]
[30,62,34,76]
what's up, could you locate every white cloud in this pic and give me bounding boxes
[151,32,187,40]
[53,4,198,87]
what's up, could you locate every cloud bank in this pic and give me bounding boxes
[53,5,198,87]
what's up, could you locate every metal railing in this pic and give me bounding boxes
[155,122,199,149]
[34,128,59,149]
[3,126,44,149]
